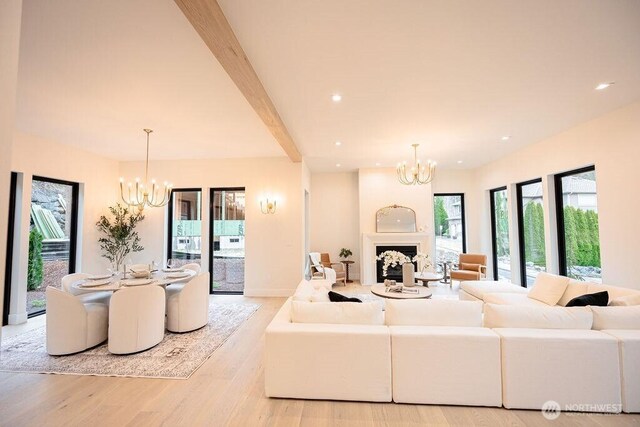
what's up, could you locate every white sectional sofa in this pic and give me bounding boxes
[265,278,640,413]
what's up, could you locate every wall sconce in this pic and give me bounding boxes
[260,198,277,214]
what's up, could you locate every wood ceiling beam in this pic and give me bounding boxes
[174,0,302,162]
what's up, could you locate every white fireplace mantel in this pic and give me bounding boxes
[361,232,431,285]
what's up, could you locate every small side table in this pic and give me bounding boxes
[341,260,355,283]
[440,262,452,284]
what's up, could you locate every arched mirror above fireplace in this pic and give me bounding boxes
[376,205,417,233]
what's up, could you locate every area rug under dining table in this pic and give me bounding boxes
[0,302,260,379]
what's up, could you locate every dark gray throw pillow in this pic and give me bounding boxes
[565,291,609,307]
[328,291,362,303]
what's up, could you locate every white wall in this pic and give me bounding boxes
[0,0,23,336]
[119,156,304,297]
[310,172,360,279]
[470,101,640,288]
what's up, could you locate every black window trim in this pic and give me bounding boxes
[30,175,80,318]
[489,186,507,281]
[3,172,18,326]
[209,187,245,295]
[554,165,597,277]
[516,178,543,288]
[166,188,203,262]
[433,192,467,254]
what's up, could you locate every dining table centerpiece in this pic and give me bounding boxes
[96,203,145,275]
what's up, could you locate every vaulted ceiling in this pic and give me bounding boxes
[16,0,640,170]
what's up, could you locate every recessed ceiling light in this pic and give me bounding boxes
[375,162,381,167]
[335,141,342,146]
[457,160,463,164]
[336,163,341,167]
[501,135,511,141]
[331,94,342,102]
[595,82,615,90]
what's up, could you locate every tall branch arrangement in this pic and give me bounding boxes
[96,204,145,271]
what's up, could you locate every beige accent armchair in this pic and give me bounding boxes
[450,253,487,283]
[309,252,346,286]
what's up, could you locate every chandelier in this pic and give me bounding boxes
[396,144,436,185]
[119,129,172,211]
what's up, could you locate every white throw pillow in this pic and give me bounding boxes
[385,299,483,327]
[483,304,593,329]
[290,301,384,325]
[610,294,640,306]
[591,306,640,330]
[527,272,570,306]
[309,289,330,303]
[558,280,590,306]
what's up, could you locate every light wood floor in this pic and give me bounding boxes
[1,284,639,426]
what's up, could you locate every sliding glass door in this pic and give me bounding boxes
[516,179,546,287]
[210,188,245,294]
[29,176,79,316]
[167,189,202,267]
[555,166,601,282]
[490,187,511,281]
[433,193,466,264]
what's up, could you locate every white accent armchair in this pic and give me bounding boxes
[166,272,210,333]
[107,285,166,355]
[46,287,108,355]
[61,272,112,305]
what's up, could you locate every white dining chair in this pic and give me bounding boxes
[46,287,108,355]
[108,285,166,355]
[61,272,112,305]
[166,272,210,333]
[181,263,201,274]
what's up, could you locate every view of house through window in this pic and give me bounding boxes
[210,188,245,294]
[28,177,78,316]
[556,167,601,282]
[168,189,202,267]
[434,194,466,264]
[517,179,546,287]
[490,187,511,282]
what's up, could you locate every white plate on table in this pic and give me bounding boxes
[79,278,112,287]
[87,273,113,280]
[165,272,190,279]
[162,268,184,273]
[121,279,153,287]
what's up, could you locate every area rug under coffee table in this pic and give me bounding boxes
[0,302,260,379]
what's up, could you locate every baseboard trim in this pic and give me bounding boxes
[243,288,294,297]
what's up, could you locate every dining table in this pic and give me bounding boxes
[71,269,197,294]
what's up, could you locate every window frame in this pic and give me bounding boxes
[490,186,508,281]
[516,178,543,287]
[554,165,597,277]
[166,188,202,262]
[209,187,245,295]
[433,192,467,254]
[3,172,18,326]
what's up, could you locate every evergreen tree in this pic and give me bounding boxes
[28,229,44,291]
[563,206,579,277]
[434,197,449,236]
[495,191,510,257]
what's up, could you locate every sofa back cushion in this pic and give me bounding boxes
[527,272,570,306]
[610,294,640,306]
[587,283,640,302]
[292,280,331,302]
[591,306,640,330]
[385,299,483,326]
[290,301,384,325]
[483,304,593,329]
[558,280,590,306]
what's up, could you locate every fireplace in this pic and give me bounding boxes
[376,245,417,283]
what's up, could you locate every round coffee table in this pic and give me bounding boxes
[370,284,433,299]
[415,272,444,287]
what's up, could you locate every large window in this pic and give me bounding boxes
[210,188,245,294]
[516,179,546,287]
[555,166,601,282]
[167,189,202,267]
[490,187,511,281]
[29,176,79,316]
[434,193,466,264]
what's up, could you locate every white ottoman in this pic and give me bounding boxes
[460,281,528,301]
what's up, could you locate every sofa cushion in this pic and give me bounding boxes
[558,280,590,306]
[588,283,640,301]
[290,301,383,325]
[385,299,483,327]
[482,293,548,306]
[459,263,481,272]
[293,280,332,302]
[591,306,640,330]
[483,304,593,329]
[610,294,640,307]
[527,272,570,306]
[565,291,609,307]
[328,291,362,303]
[460,281,528,300]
